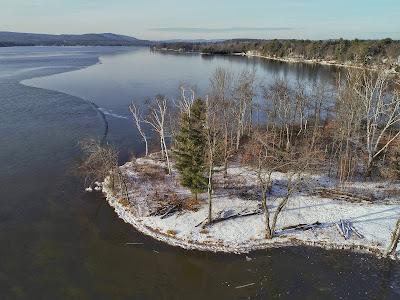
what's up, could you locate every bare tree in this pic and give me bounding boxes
[309,81,331,148]
[233,69,256,150]
[204,96,221,223]
[79,139,118,186]
[334,73,364,183]
[293,80,309,136]
[177,86,195,116]
[345,69,400,176]
[263,78,299,151]
[245,131,320,239]
[145,95,172,174]
[78,139,130,200]
[209,67,234,177]
[129,102,149,156]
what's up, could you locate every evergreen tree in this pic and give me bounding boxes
[174,99,207,200]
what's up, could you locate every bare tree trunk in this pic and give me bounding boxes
[261,185,273,239]
[285,124,290,151]
[236,124,241,150]
[129,103,149,156]
[269,195,290,237]
[366,156,374,178]
[223,124,229,177]
[162,135,171,174]
[160,137,165,158]
[207,163,213,224]
[145,96,172,174]
[386,219,400,257]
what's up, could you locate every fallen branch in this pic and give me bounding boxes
[196,206,263,228]
[313,188,374,203]
[336,219,364,240]
[281,221,322,231]
[160,205,180,219]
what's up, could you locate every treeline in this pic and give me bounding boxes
[129,67,400,184]
[154,38,400,70]
[0,42,21,47]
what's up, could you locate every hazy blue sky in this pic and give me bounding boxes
[1,0,399,40]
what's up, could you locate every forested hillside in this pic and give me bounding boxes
[0,32,151,46]
[155,39,400,70]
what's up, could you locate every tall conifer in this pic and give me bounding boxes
[174,99,207,200]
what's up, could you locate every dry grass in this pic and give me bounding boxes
[385,188,400,198]
[135,163,166,181]
[118,198,130,208]
[166,229,177,236]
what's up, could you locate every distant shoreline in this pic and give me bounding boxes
[153,48,399,74]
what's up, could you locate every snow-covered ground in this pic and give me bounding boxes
[101,157,400,258]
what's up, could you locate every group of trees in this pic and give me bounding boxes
[78,64,400,253]
[128,66,399,244]
[155,38,400,69]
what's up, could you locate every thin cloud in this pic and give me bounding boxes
[150,27,296,33]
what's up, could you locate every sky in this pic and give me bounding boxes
[1,0,399,40]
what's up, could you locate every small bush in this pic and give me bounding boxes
[182,197,201,211]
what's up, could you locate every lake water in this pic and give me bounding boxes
[0,46,399,299]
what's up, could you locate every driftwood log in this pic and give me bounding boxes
[281,221,322,231]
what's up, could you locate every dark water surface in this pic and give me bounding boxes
[0,46,399,299]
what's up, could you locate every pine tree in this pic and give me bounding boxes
[174,99,207,200]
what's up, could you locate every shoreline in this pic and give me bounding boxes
[104,189,390,258]
[101,158,400,260]
[153,48,399,74]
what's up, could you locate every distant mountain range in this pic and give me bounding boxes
[0,32,153,46]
